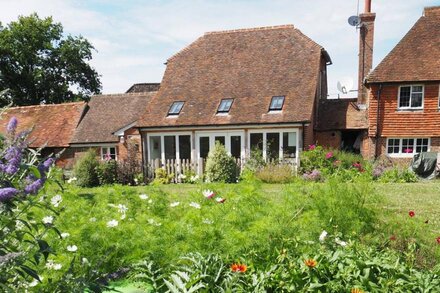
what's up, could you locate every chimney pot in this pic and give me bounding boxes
[364,0,371,13]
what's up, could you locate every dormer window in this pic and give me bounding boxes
[168,101,184,115]
[269,96,285,111]
[217,98,233,113]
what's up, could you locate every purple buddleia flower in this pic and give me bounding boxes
[3,146,23,175]
[38,157,54,175]
[24,178,45,195]
[0,187,19,202]
[6,117,18,134]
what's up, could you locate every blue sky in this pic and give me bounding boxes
[0,0,438,96]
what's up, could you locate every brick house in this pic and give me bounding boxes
[70,92,155,163]
[0,102,86,168]
[365,6,440,159]
[137,25,332,174]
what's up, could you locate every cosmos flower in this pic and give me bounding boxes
[107,219,118,228]
[42,216,54,225]
[67,245,78,252]
[202,189,215,199]
[51,194,62,207]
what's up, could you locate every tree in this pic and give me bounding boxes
[0,13,101,106]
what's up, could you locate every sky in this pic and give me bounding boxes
[0,0,439,97]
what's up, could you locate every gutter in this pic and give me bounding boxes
[374,84,383,159]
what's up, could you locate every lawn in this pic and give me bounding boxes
[31,180,440,291]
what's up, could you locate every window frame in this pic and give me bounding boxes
[101,146,117,161]
[168,101,185,116]
[397,85,424,110]
[268,96,285,111]
[386,137,430,157]
[217,98,234,114]
[248,128,299,161]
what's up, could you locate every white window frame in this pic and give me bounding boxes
[101,146,117,161]
[146,132,192,164]
[386,137,430,158]
[438,84,440,109]
[397,85,424,110]
[195,130,245,160]
[248,129,299,161]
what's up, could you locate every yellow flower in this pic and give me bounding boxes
[304,259,317,268]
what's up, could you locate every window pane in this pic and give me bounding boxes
[179,135,191,160]
[199,137,210,159]
[230,136,241,159]
[164,136,176,160]
[412,85,423,92]
[411,93,423,108]
[250,133,263,152]
[267,132,280,160]
[387,139,400,154]
[215,136,225,146]
[269,96,285,110]
[218,99,233,112]
[283,132,297,158]
[149,136,161,160]
[416,138,429,153]
[169,102,184,115]
[399,87,410,108]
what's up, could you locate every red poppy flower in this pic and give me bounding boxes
[436,237,440,245]
[409,210,415,217]
[231,263,247,272]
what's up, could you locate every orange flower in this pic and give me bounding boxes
[231,263,247,273]
[351,288,364,293]
[304,259,317,268]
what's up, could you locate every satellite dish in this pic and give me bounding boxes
[348,15,360,27]
[337,77,354,95]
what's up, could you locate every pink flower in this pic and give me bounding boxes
[325,152,333,159]
[409,210,415,217]
[308,144,316,151]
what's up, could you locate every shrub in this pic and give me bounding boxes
[255,164,294,183]
[378,167,418,183]
[97,159,117,185]
[73,149,99,187]
[205,142,237,183]
[117,140,142,185]
[152,168,173,185]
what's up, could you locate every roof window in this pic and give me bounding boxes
[269,96,285,111]
[168,101,184,115]
[217,98,234,113]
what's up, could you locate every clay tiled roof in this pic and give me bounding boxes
[138,25,330,128]
[316,99,368,130]
[367,6,440,83]
[0,102,85,148]
[71,92,154,144]
[126,83,160,93]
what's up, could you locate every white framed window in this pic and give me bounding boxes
[386,138,430,157]
[398,85,424,110]
[147,132,192,163]
[248,129,299,161]
[101,146,117,160]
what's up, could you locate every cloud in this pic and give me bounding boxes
[0,0,436,94]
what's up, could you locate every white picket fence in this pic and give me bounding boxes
[146,158,297,182]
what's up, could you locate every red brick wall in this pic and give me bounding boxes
[315,131,341,149]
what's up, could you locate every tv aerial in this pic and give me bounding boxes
[348,15,360,27]
[337,77,354,95]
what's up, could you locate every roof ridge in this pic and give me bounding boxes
[204,24,295,35]
[5,101,85,110]
[94,92,157,97]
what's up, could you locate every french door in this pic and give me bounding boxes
[196,131,244,160]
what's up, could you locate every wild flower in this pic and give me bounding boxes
[308,144,316,151]
[42,216,54,225]
[61,232,70,239]
[106,219,118,228]
[409,210,415,217]
[53,263,62,270]
[304,259,317,268]
[352,162,364,172]
[325,152,333,159]
[202,218,213,224]
[67,245,78,252]
[335,238,347,247]
[67,177,77,184]
[319,230,328,242]
[203,189,215,199]
[51,194,62,207]
[117,204,128,214]
[0,188,19,202]
[231,263,247,273]
[302,169,321,181]
[215,197,226,203]
[189,202,201,209]
[45,260,55,269]
[139,194,149,200]
[170,201,180,207]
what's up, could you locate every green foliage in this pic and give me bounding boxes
[73,149,99,187]
[152,168,173,185]
[205,142,237,183]
[255,164,294,183]
[0,13,101,106]
[378,167,419,183]
[117,140,142,185]
[97,159,117,185]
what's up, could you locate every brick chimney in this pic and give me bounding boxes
[424,6,440,17]
[357,0,376,105]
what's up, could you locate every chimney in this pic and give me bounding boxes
[424,6,440,17]
[357,0,376,105]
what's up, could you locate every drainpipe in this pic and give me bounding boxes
[302,122,306,151]
[374,84,383,159]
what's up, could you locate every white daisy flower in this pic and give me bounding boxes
[139,194,149,200]
[45,260,55,269]
[50,194,62,207]
[53,263,62,270]
[67,245,78,252]
[106,219,118,228]
[189,202,201,209]
[170,201,180,207]
[319,230,328,242]
[117,204,128,214]
[61,232,70,239]
[42,216,53,225]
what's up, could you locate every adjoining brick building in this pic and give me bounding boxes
[365,6,440,159]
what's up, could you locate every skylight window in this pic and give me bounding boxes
[168,101,184,115]
[217,98,233,113]
[269,96,285,111]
